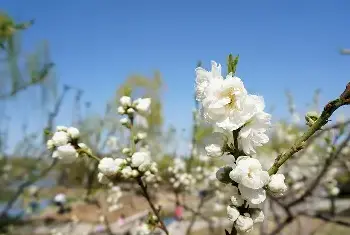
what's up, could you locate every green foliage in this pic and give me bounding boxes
[227,54,239,76]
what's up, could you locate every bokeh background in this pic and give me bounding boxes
[1,1,350,235]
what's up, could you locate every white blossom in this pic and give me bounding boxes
[117,106,125,114]
[230,156,269,189]
[268,174,287,196]
[136,132,147,140]
[134,98,151,114]
[227,205,240,222]
[127,108,135,114]
[238,184,266,205]
[120,96,132,107]
[121,166,133,178]
[205,144,223,157]
[238,110,271,154]
[52,144,78,164]
[47,139,54,150]
[67,127,80,139]
[131,151,151,168]
[120,117,129,125]
[234,215,254,233]
[98,157,123,176]
[51,131,69,147]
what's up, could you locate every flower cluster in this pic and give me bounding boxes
[195,60,287,233]
[47,126,91,164]
[97,150,159,184]
[117,95,151,121]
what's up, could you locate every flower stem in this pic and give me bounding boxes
[136,177,169,235]
[268,83,350,175]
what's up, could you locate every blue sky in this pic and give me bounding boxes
[2,0,350,154]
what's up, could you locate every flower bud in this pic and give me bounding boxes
[305,111,319,127]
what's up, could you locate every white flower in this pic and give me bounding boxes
[121,166,133,178]
[238,110,271,154]
[67,127,80,139]
[268,174,287,196]
[97,172,110,185]
[131,151,151,168]
[51,131,69,147]
[238,184,266,205]
[227,206,240,222]
[52,144,78,163]
[230,186,244,207]
[120,96,132,107]
[205,144,223,157]
[229,156,269,189]
[54,193,66,204]
[120,117,129,125]
[234,215,254,233]
[137,132,147,140]
[46,139,54,150]
[330,187,340,196]
[117,106,125,114]
[195,61,222,101]
[122,148,131,154]
[250,209,265,223]
[56,126,68,131]
[132,170,139,177]
[126,108,134,114]
[150,162,158,174]
[196,61,264,131]
[134,98,151,114]
[98,158,122,176]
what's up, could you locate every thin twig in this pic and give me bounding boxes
[268,83,350,175]
[137,177,169,235]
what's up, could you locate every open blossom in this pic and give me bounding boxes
[198,69,261,131]
[131,151,151,168]
[195,61,222,101]
[268,174,288,196]
[67,127,80,139]
[51,131,69,147]
[134,98,151,114]
[229,156,269,189]
[120,96,132,107]
[235,215,254,233]
[205,144,223,157]
[238,109,271,154]
[227,206,240,222]
[121,166,133,178]
[52,144,78,164]
[117,106,125,114]
[238,184,266,205]
[98,158,123,176]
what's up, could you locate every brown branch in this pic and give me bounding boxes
[136,177,169,235]
[268,83,350,175]
[287,132,350,207]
